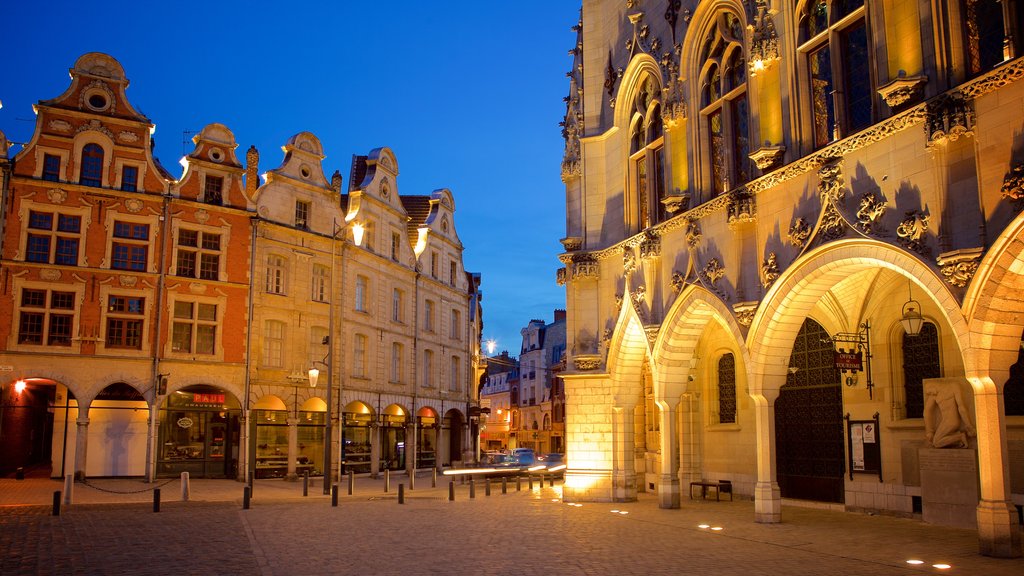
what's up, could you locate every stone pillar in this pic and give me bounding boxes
[407,420,418,474]
[285,417,299,481]
[74,416,89,481]
[657,399,680,508]
[370,424,381,478]
[752,387,781,523]
[611,405,637,502]
[971,376,1021,557]
[678,392,702,488]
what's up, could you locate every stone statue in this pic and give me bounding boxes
[923,379,975,448]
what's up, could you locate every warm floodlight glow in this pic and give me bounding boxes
[618,511,628,515]
[751,59,765,73]
[611,509,619,513]
[547,464,567,472]
[932,564,951,570]
[528,465,546,472]
[698,524,710,529]
[351,222,365,246]
[564,472,601,491]
[711,526,723,531]
[14,380,27,394]
[905,560,924,565]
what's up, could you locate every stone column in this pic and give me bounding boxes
[74,416,90,481]
[285,417,299,481]
[678,392,702,488]
[971,375,1021,557]
[611,405,637,502]
[656,399,680,508]
[752,387,781,523]
[370,424,381,478]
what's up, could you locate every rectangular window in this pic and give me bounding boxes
[450,309,461,340]
[430,253,438,278]
[42,154,61,182]
[25,211,81,265]
[311,265,328,302]
[112,221,149,271]
[176,229,221,280]
[172,301,217,355]
[265,255,286,294]
[295,200,310,230]
[17,288,75,346]
[424,300,434,332]
[391,342,403,383]
[707,110,725,194]
[121,165,138,192]
[423,350,434,387]
[204,176,224,205]
[354,334,366,377]
[355,275,368,312]
[390,232,400,261]
[809,44,835,149]
[264,320,284,367]
[449,261,457,285]
[450,356,461,392]
[106,295,144,349]
[392,289,403,322]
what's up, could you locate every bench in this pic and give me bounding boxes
[689,480,732,501]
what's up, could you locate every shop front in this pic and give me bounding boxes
[252,396,325,479]
[380,404,407,471]
[416,407,438,469]
[157,385,240,478]
[342,401,373,474]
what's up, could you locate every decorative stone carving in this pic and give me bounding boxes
[897,210,930,254]
[936,248,982,288]
[623,250,637,275]
[40,269,61,282]
[877,74,927,109]
[727,191,756,227]
[573,355,603,371]
[686,221,702,248]
[661,190,690,213]
[817,157,845,202]
[926,92,975,147]
[749,145,785,171]
[47,188,67,204]
[702,258,725,285]
[117,131,139,143]
[639,233,661,259]
[572,256,599,279]
[604,52,618,98]
[556,267,567,286]
[615,293,624,313]
[644,325,660,346]
[732,301,758,327]
[821,203,846,241]
[79,79,115,111]
[748,0,780,77]
[118,275,138,287]
[560,237,583,252]
[195,209,210,225]
[788,218,811,248]
[189,282,206,294]
[924,379,975,448]
[670,271,684,293]
[48,119,72,133]
[76,119,115,139]
[855,192,887,235]
[761,252,779,289]
[631,285,648,322]
[1000,161,1024,210]
[664,0,682,42]
[960,56,1024,99]
[124,198,144,213]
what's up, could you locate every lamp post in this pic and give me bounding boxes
[309,349,331,494]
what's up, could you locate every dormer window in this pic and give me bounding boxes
[295,200,310,230]
[79,143,104,187]
[204,176,223,205]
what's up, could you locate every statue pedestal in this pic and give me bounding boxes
[918,448,978,529]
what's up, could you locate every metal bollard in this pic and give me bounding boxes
[15,467,24,481]
[516,476,521,491]
[502,477,508,494]
[528,475,534,490]
[332,484,339,507]
[448,481,455,501]
[398,483,405,504]
[469,477,476,499]
[485,478,491,496]
[248,470,255,498]
[52,491,61,516]
[348,471,354,496]
[409,470,415,490]
[432,468,437,488]
[180,472,190,502]
[385,469,390,493]
[303,471,309,497]
[153,488,161,513]
[243,486,251,509]
[63,474,73,505]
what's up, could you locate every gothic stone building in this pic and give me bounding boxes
[0,53,482,487]
[559,0,1024,557]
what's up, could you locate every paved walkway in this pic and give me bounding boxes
[1,474,1022,575]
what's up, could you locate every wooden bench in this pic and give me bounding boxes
[689,480,732,501]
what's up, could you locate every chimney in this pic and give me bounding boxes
[554,309,566,323]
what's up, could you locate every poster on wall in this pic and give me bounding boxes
[846,413,881,482]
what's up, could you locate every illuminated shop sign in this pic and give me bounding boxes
[193,393,225,404]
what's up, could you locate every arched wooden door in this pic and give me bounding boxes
[775,319,845,503]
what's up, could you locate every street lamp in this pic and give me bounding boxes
[310,342,331,494]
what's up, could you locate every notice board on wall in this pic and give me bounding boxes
[846,412,882,481]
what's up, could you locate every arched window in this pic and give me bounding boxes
[963,0,1020,76]
[511,386,519,406]
[79,143,104,187]
[798,0,872,149]
[902,322,941,419]
[700,12,749,194]
[717,353,737,424]
[628,75,666,233]
[543,414,550,430]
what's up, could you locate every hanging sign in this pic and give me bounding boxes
[834,350,863,371]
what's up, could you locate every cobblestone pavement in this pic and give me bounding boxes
[1,475,1022,575]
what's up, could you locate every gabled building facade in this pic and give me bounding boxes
[560,0,1024,557]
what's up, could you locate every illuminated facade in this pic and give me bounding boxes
[559,0,1024,557]
[0,53,482,485]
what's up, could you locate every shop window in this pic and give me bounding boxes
[902,322,941,419]
[628,74,666,232]
[265,254,286,295]
[26,211,81,266]
[79,143,104,187]
[172,301,217,354]
[717,353,737,424]
[700,12,749,193]
[204,175,223,205]
[111,221,149,271]
[121,165,138,192]
[295,200,310,230]
[311,264,328,302]
[799,0,872,149]
[18,288,75,346]
[106,295,144,349]
[264,320,284,367]
[42,154,61,182]
[176,229,221,280]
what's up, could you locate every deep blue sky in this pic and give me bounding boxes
[1,1,579,356]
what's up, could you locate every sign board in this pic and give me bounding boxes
[834,350,863,371]
[847,414,881,481]
[193,393,225,404]
[0,365,13,371]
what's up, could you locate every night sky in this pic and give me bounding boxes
[0,1,580,356]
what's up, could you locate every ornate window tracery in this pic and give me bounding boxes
[699,12,750,195]
[901,322,941,419]
[628,75,666,233]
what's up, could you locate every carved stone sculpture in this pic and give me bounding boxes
[788,218,811,248]
[856,193,887,234]
[923,379,975,448]
[761,252,780,289]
